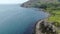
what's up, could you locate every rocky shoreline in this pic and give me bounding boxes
[20,7,58,34]
[33,18,58,34]
[20,0,58,34]
[20,5,58,34]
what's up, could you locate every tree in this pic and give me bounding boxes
[39,4,47,10]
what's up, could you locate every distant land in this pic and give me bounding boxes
[21,0,59,8]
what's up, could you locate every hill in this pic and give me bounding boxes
[21,0,59,8]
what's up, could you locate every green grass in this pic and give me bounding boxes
[48,10,60,22]
[47,9,60,26]
[46,8,60,34]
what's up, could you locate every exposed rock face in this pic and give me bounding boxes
[40,21,57,34]
[35,20,58,34]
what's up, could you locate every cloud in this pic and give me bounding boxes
[0,0,28,4]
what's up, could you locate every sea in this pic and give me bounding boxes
[0,4,49,34]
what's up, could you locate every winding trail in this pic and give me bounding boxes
[35,19,47,34]
[35,20,43,34]
[35,12,50,34]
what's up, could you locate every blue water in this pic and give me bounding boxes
[0,4,49,34]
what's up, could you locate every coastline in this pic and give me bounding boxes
[32,14,50,34]
[21,0,60,33]
[20,2,52,34]
[20,6,50,34]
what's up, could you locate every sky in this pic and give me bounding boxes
[0,0,28,4]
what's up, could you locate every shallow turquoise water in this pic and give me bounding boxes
[0,4,48,34]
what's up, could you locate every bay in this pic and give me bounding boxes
[0,4,49,34]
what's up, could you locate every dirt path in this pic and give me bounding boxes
[35,20,44,34]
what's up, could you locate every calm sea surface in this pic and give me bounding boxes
[0,4,49,34]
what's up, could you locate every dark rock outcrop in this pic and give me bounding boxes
[40,21,57,34]
[35,20,58,34]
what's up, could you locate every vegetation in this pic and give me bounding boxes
[32,0,60,34]
[31,0,60,27]
[22,0,60,34]
[46,4,60,34]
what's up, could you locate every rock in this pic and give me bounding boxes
[39,21,57,34]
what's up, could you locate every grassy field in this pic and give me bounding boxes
[46,7,60,27]
[48,10,60,22]
[46,7,60,34]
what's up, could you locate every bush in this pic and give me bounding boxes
[39,4,47,9]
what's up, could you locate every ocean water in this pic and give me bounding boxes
[0,4,49,34]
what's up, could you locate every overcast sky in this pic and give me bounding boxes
[0,0,28,4]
